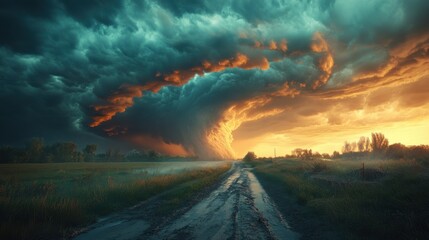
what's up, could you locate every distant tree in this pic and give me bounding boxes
[126,149,144,161]
[357,137,366,152]
[105,148,124,161]
[342,141,352,153]
[243,152,257,162]
[351,142,357,152]
[371,133,389,155]
[49,142,79,162]
[26,138,45,162]
[302,149,313,160]
[74,151,84,162]
[84,144,97,155]
[83,144,97,161]
[364,137,371,152]
[0,146,23,163]
[292,148,304,158]
[105,149,113,161]
[407,145,429,163]
[322,153,331,159]
[332,151,340,158]
[386,143,407,159]
[292,148,313,160]
[148,150,159,160]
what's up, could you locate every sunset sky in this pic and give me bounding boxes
[1,0,428,158]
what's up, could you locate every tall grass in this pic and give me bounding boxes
[0,162,230,239]
[253,158,429,239]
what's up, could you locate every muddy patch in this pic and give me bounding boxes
[74,163,299,240]
[147,164,299,240]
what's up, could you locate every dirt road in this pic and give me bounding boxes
[75,163,299,240]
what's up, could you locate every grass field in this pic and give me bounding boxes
[0,161,231,239]
[251,158,429,239]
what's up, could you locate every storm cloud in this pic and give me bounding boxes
[1,0,428,158]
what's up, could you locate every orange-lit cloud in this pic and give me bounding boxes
[238,35,428,158]
[89,30,429,160]
[311,32,334,89]
[90,85,144,128]
[162,52,270,84]
[91,32,333,158]
[90,82,163,127]
[318,33,429,99]
[90,33,329,130]
[90,52,272,128]
[231,31,429,158]
[202,33,335,158]
[252,39,288,53]
[206,97,284,158]
[206,84,300,158]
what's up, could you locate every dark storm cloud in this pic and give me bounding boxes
[0,0,428,156]
[0,0,124,54]
[0,0,57,54]
[157,0,209,16]
[62,0,124,27]
[101,56,320,157]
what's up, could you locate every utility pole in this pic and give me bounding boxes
[274,148,276,158]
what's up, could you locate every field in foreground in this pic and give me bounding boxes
[0,161,230,239]
[252,158,429,239]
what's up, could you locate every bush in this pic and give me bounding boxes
[243,152,257,162]
[311,161,328,173]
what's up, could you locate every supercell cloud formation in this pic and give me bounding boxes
[1,0,429,158]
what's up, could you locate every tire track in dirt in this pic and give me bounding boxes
[75,163,299,240]
[145,164,299,240]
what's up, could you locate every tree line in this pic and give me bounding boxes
[0,138,162,163]
[243,132,429,163]
[307,133,428,162]
[339,132,429,162]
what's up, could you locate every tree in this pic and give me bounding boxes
[302,149,313,160]
[342,141,352,153]
[0,146,23,163]
[105,148,124,161]
[364,137,371,152]
[386,143,407,159]
[26,138,45,162]
[126,149,144,161]
[407,145,429,162]
[322,153,331,159]
[243,152,257,162]
[313,152,322,158]
[83,144,97,161]
[292,148,313,160]
[350,142,357,152]
[357,137,366,152]
[332,151,340,158]
[292,148,304,158]
[49,142,79,162]
[148,150,159,160]
[371,132,389,155]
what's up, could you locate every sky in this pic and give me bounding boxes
[1,0,428,159]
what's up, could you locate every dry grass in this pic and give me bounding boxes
[252,158,429,239]
[0,161,231,239]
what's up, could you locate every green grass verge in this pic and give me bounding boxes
[251,158,429,240]
[0,162,230,239]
